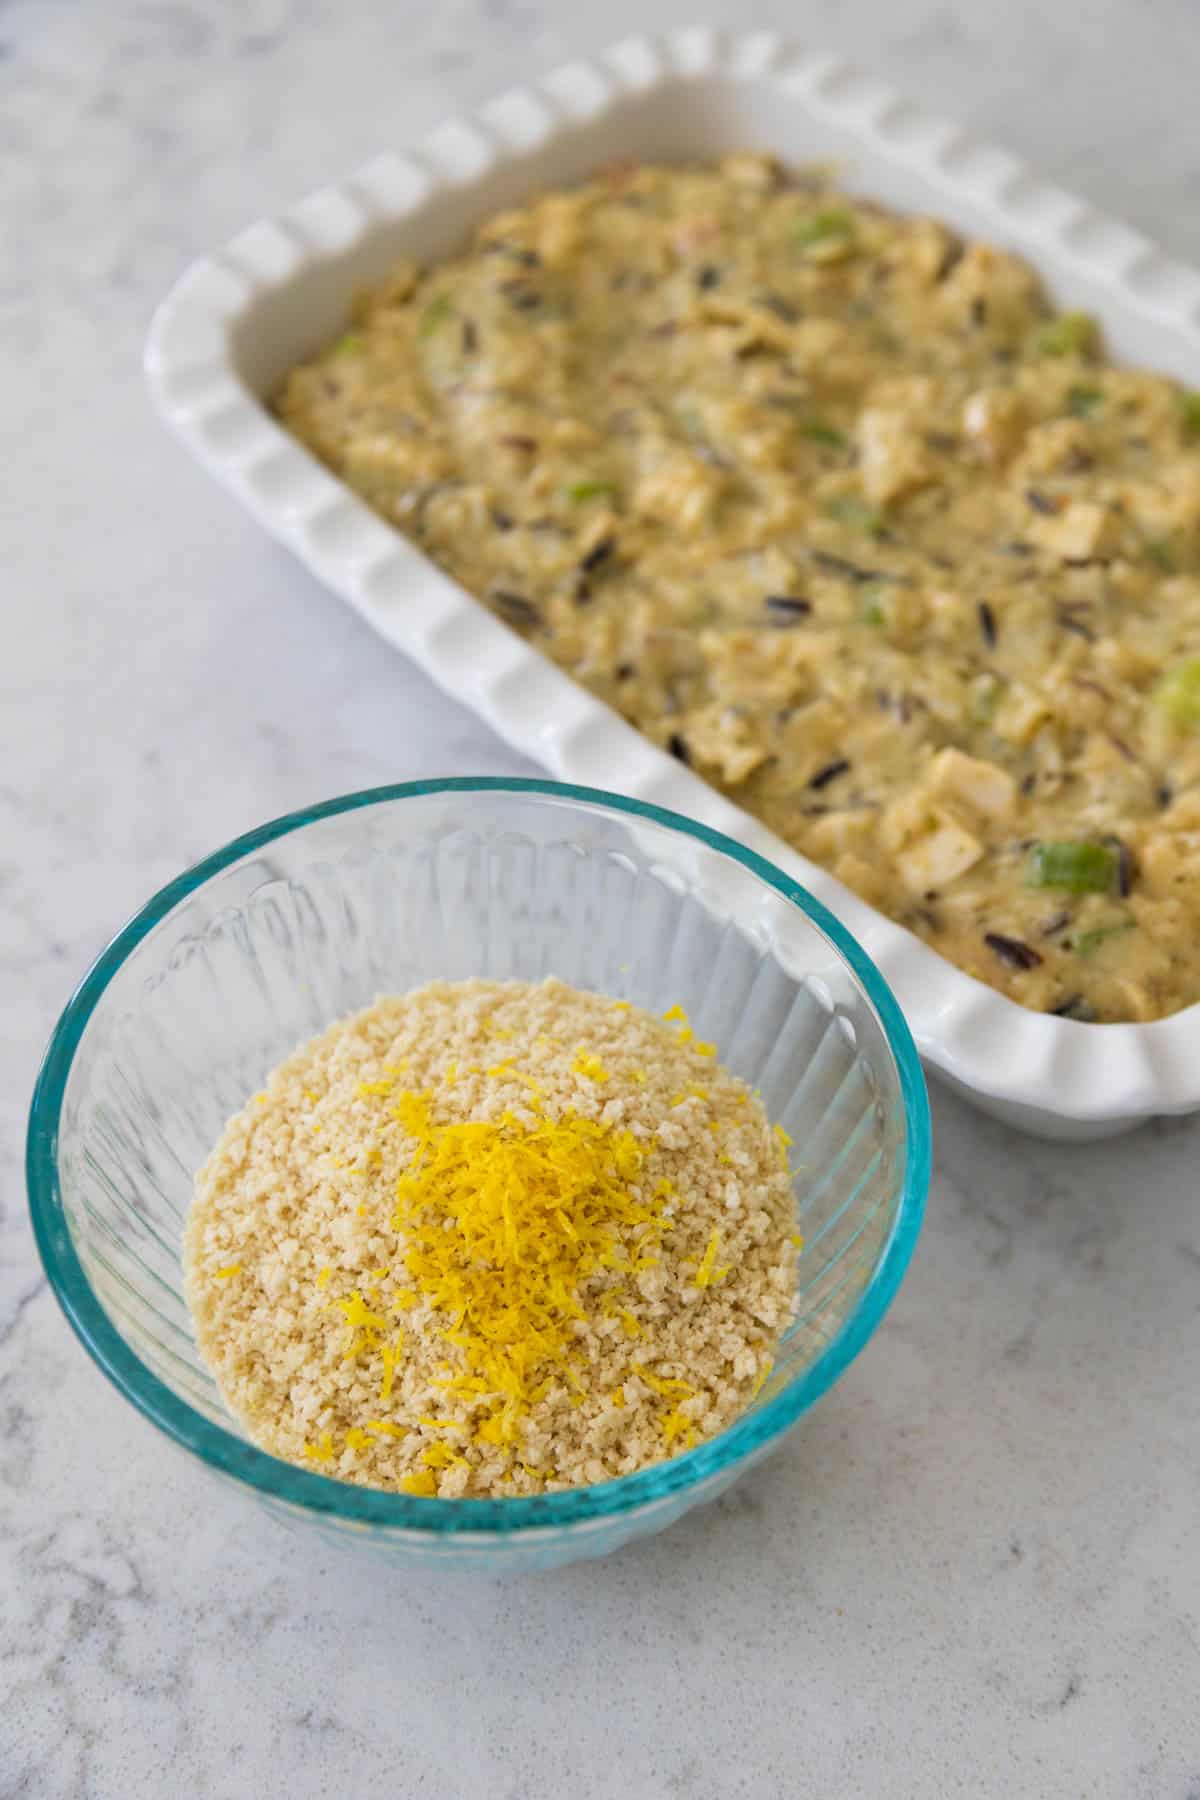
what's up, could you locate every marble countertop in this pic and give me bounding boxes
[4,2,1199,1793]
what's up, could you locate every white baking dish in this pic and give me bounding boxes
[144,28,1200,1140]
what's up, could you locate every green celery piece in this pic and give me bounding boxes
[1030,311,1097,358]
[1026,840,1117,893]
[970,676,1004,724]
[860,582,887,626]
[564,480,618,504]
[1074,917,1135,956]
[418,293,453,338]
[1066,384,1102,417]
[332,331,362,357]
[824,494,884,536]
[1175,389,1200,437]
[1145,537,1179,574]
[1155,658,1200,727]
[799,417,847,450]
[794,208,856,251]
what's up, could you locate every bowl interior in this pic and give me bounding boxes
[30,781,926,1543]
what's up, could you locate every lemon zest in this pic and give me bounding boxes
[693,1230,730,1289]
[401,1471,438,1496]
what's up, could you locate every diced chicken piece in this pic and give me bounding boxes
[993,681,1053,746]
[895,815,985,893]
[907,220,963,285]
[699,629,840,707]
[548,416,602,451]
[856,405,937,505]
[879,787,936,855]
[962,389,1026,464]
[806,811,875,859]
[832,852,887,906]
[534,195,585,265]
[929,747,1017,818]
[1140,831,1200,896]
[1028,500,1119,560]
[633,450,724,530]
[1094,637,1158,686]
[720,152,783,190]
[935,242,1042,335]
[1015,418,1091,481]
[675,704,770,786]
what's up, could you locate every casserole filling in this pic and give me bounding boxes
[278,156,1200,1022]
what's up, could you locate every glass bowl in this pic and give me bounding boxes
[27,779,929,1571]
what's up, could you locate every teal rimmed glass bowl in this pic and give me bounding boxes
[27,779,929,1571]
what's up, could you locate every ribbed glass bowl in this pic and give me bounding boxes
[28,779,928,1571]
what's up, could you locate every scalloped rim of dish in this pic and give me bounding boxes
[26,776,930,1538]
[143,28,1200,1134]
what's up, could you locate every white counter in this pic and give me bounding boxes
[3,2,1198,1793]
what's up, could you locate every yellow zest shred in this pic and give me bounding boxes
[791,1232,805,1249]
[344,1428,371,1451]
[303,1432,335,1463]
[662,1004,688,1024]
[420,1441,469,1470]
[442,1062,458,1085]
[401,1471,438,1496]
[693,1230,730,1289]
[751,1357,774,1400]
[619,1308,642,1339]
[659,1409,699,1451]
[392,1289,419,1311]
[775,1123,794,1152]
[387,1091,667,1445]
[378,1340,399,1402]
[571,1050,609,1082]
[610,1001,631,1011]
[303,1089,318,1101]
[336,1289,387,1359]
[418,1416,464,1431]
[631,1362,694,1398]
[357,1078,395,1097]
[366,1419,404,1437]
[694,1040,716,1057]
[214,1264,242,1280]
[610,1386,626,1409]
[629,1067,648,1085]
[316,1265,331,1288]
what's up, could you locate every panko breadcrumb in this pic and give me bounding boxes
[184,978,800,1498]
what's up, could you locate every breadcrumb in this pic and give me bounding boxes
[184,979,799,1498]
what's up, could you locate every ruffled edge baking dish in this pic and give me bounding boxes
[144,28,1200,1138]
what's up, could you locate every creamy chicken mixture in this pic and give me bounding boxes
[278,155,1200,1022]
